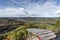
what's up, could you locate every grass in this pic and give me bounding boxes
[0,18,60,40]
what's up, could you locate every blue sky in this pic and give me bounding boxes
[0,0,60,17]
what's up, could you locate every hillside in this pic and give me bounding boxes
[0,18,25,34]
[0,17,60,40]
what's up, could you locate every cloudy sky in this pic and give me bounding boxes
[0,0,60,17]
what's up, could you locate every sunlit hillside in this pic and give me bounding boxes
[0,17,60,40]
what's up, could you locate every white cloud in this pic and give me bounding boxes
[24,1,60,17]
[0,8,27,17]
[0,0,60,17]
[54,10,60,14]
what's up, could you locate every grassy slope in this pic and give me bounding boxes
[0,18,60,40]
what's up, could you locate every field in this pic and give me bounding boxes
[0,17,60,40]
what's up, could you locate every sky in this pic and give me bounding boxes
[0,0,60,17]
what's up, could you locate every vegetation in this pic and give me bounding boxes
[0,17,60,40]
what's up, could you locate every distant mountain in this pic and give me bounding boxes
[5,17,59,20]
